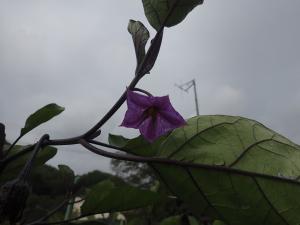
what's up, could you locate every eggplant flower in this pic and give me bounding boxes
[121,90,186,142]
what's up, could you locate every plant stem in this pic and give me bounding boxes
[88,139,130,154]
[4,134,22,157]
[26,212,105,225]
[79,139,300,186]
[18,134,49,181]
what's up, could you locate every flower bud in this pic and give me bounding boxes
[0,179,30,224]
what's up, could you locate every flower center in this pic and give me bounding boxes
[145,107,157,118]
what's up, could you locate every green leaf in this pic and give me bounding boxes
[81,180,161,215]
[212,221,226,225]
[120,115,300,225]
[0,146,57,183]
[20,103,64,136]
[109,133,167,157]
[188,216,200,225]
[65,222,108,225]
[58,164,75,191]
[127,218,145,225]
[160,215,199,225]
[142,0,204,30]
[108,134,130,149]
[128,20,150,72]
[160,215,182,225]
[58,165,74,179]
[158,115,300,177]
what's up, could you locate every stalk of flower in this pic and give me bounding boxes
[120,90,186,142]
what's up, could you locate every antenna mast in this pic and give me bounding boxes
[175,79,199,116]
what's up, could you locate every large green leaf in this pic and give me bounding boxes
[114,115,300,225]
[21,103,64,136]
[142,0,204,30]
[81,180,162,215]
[0,145,57,183]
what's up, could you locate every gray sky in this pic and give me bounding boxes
[1,1,300,174]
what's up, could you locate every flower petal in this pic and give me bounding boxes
[120,90,151,128]
[154,95,186,128]
[152,95,171,110]
[120,107,145,128]
[159,108,186,128]
[127,90,152,109]
[139,112,185,142]
[139,117,164,142]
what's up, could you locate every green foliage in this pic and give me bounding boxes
[74,170,124,194]
[142,0,204,30]
[109,133,166,157]
[24,194,66,223]
[65,222,108,225]
[160,215,199,225]
[20,103,64,136]
[58,164,75,191]
[111,115,300,225]
[0,146,57,183]
[81,180,162,215]
[213,221,226,225]
[109,133,199,224]
[22,164,75,222]
[159,115,300,177]
[23,166,130,224]
[109,134,165,188]
[123,183,189,225]
[29,164,74,195]
[159,215,184,225]
[127,218,144,225]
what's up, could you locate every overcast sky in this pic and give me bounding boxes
[1,1,300,174]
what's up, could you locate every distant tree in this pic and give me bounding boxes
[111,159,156,189]
[24,165,122,223]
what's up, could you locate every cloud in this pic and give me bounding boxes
[206,85,245,114]
[1,1,300,174]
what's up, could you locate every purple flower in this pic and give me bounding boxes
[121,90,186,142]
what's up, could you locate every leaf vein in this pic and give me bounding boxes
[168,117,243,158]
[253,177,290,225]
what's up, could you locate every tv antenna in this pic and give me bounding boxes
[175,79,199,116]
